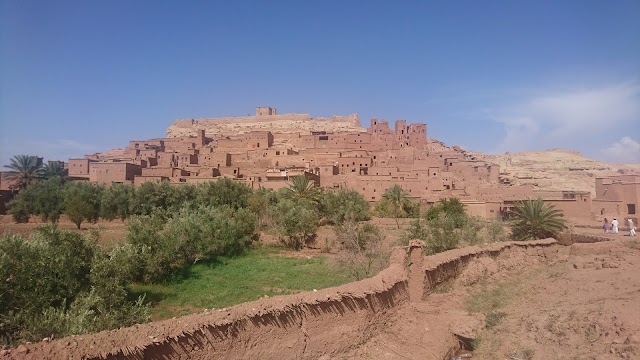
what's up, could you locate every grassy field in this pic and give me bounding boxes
[129,245,351,320]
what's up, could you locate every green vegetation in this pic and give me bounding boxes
[129,246,350,319]
[5,158,515,346]
[320,188,370,224]
[375,185,419,228]
[403,198,507,254]
[466,280,519,328]
[0,226,149,345]
[509,198,567,240]
[3,154,45,191]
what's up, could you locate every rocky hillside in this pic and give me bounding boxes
[468,149,640,195]
[166,113,364,138]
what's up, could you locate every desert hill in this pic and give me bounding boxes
[468,148,640,195]
[166,113,364,139]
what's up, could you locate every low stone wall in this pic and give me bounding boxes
[557,232,613,245]
[6,240,557,360]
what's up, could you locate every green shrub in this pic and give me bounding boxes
[126,205,257,282]
[196,178,251,209]
[270,199,319,250]
[320,189,370,224]
[63,182,103,229]
[0,226,148,345]
[100,183,134,221]
[510,198,567,240]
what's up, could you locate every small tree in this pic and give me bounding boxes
[281,175,322,204]
[320,189,370,225]
[375,185,418,228]
[335,222,388,280]
[42,161,68,179]
[3,154,44,191]
[100,183,134,221]
[270,199,319,250]
[64,182,103,229]
[510,198,567,240]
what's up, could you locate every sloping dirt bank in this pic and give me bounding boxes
[3,240,556,360]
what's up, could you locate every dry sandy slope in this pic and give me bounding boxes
[469,149,640,195]
[341,239,640,360]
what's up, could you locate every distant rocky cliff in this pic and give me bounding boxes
[166,113,364,138]
[469,149,640,196]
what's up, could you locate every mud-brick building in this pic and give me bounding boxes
[89,162,142,185]
[593,174,640,218]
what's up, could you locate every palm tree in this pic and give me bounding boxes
[381,184,410,228]
[282,175,322,203]
[3,155,44,191]
[42,161,68,179]
[510,198,567,240]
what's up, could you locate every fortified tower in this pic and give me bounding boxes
[256,107,277,116]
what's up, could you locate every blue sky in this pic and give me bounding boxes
[1,0,639,166]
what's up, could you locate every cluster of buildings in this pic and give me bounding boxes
[1,107,638,221]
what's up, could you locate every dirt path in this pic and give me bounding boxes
[470,239,640,359]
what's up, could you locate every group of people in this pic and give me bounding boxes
[603,217,637,236]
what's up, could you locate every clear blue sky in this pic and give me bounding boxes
[1,0,639,166]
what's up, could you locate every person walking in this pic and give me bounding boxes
[603,218,610,233]
[629,218,637,236]
[611,218,619,234]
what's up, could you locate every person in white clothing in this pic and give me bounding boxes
[611,218,619,234]
[629,218,637,236]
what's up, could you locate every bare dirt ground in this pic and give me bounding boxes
[0,216,127,247]
[339,238,640,360]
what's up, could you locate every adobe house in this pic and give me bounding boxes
[594,174,639,218]
[41,106,629,221]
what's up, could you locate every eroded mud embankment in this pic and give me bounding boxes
[6,239,556,360]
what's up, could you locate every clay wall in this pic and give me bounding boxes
[8,239,556,360]
[541,199,592,219]
[462,201,503,218]
[67,158,95,178]
[595,175,640,216]
[199,153,231,167]
[469,184,535,202]
[592,199,625,217]
[141,167,188,178]
[89,162,141,184]
[134,176,169,185]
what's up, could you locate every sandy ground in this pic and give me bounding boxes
[340,239,640,360]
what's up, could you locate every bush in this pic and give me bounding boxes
[64,182,103,229]
[196,178,252,210]
[100,183,134,221]
[126,205,257,283]
[7,177,66,223]
[270,199,319,250]
[320,189,370,225]
[510,198,567,240]
[0,226,148,345]
[335,222,388,280]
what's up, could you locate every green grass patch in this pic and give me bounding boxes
[129,246,350,320]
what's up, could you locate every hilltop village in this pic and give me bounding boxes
[2,107,638,220]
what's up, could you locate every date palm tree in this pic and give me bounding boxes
[510,198,567,240]
[42,161,68,179]
[282,175,322,204]
[3,155,44,191]
[381,184,411,229]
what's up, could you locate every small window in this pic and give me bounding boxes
[628,204,636,215]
